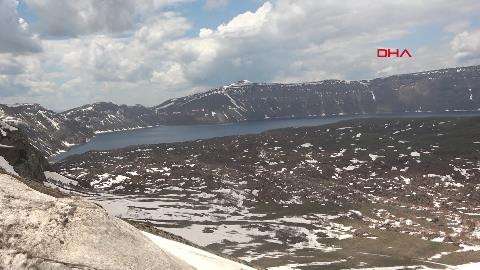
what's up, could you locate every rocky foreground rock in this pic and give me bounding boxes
[0,172,195,270]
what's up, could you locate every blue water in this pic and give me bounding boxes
[53,111,480,162]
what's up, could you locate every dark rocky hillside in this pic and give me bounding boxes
[0,104,93,156]
[60,102,158,133]
[0,120,49,181]
[154,66,480,124]
[1,65,479,157]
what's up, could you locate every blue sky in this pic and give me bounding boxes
[1,0,480,110]
[17,1,35,20]
[175,0,268,37]
[16,0,268,39]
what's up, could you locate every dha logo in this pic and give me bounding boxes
[377,48,413,58]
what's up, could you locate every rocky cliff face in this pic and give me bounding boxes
[0,104,93,156]
[154,65,480,124]
[60,102,158,133]
[0,120,49,181]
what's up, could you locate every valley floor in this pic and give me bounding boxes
[51,117,480,269]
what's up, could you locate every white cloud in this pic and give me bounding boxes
[25,0,136,37]
[216,2,272,37]
[57,13,192,84]
[0,76,28,97]
[0,56,24,75]
[24,0,192,38]
[204,0,229,10]
[137,0,194,11]
[151,63,188,86]
[451,29,480,65]
[0,0,41,53]
[135,13,192,47]
[162,0,479,86]
[444,21,470,33]
[2,0,480,109]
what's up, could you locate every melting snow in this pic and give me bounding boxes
[44,171,78,186]
[267,260,347,270]
[369,154,382,161]
[0,156,18,176]
[0,144,14,148]
[331,149,347,158]
[400,176,411,185]
[62,141,76,147]
[0,121,17,136]
[431,236,445,242]
[143,232,255,270]
[410,151,421,157]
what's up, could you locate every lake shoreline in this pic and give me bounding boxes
[52,110,480,163]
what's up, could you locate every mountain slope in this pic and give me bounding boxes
[60,102,159,133]
[154,65,480,124]
[0,119,49,180]
[1,65,479,157]
[0,104,93,156]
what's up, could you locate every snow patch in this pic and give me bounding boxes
[0,144,14,148]
[300,143,313,148]
[0,156,18,176]
[0,120,18,136]
[410,151,421,157]
[331,149,346,158]
[369,154,383,161]
[44,171,78,186]
[143,231,255,270]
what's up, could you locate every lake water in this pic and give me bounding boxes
[53,111,480,162]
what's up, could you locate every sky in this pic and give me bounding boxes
[0,0,480,110]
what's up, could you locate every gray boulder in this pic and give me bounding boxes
[0,173,193,270]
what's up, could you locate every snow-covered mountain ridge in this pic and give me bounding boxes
[1,64,479,157]
[154,65,480,124]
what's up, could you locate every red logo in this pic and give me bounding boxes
[377,48,413,58]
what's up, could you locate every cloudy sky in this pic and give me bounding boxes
[1,0,480,110]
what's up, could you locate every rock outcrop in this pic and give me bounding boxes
[0,104,93,157]
[0,120,49,181]
[0,173,193,270]
[60,102,158,134]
